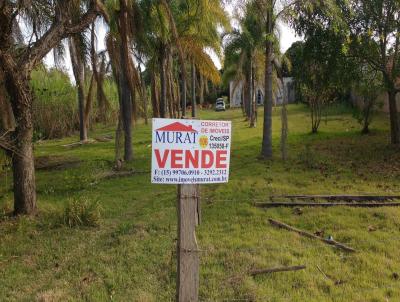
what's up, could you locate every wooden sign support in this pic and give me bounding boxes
[177,184,200,302]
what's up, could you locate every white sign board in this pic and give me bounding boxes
[151,118,231,184]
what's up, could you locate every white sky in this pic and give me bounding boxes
[43,2,301,80]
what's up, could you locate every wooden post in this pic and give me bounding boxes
[177,184,200,302]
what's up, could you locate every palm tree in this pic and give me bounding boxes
[253,0,318,158]
[103,0,143,162]
[223,2,264,126]
[138,0,228,118]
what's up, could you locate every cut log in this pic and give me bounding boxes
[270,195,400,201]
[268,218,356,253]
[250,265,306,276]
[255,202,400,208]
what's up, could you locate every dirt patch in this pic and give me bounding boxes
[35,155,82,171]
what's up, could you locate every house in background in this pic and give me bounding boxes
[229,77,295,108]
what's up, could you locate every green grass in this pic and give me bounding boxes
[1,104,400,301]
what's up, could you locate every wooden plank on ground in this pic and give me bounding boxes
[255,202,400,208]
[270,195,400,201]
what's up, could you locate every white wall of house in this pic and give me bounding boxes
[229,81,243,108]
[229,77,295,107]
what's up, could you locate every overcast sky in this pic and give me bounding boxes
[43,3,301,80]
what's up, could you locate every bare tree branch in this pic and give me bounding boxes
[20,0,104,71]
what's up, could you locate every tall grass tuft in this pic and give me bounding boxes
[31,66,120,140]
[31,67,77,139]
[62,197,101,227]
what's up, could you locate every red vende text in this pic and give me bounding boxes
[154,149,227,169]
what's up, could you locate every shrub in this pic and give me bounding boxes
[62,197,101,227]
[297,144,319,169]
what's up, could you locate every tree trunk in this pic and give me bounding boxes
[179,70,187,118]
[191,61,196,118]
[244,78,250,119]
[118,0,133,161]
[388,90,400,144]
[159,47,167,118]
[84,73,95,130]
[241,84,246,116]
[151,72,160,118]
[199,73,204,106]
[361,97,371,134]
[138,64,148,124]
[91,25,109,124]
[166,59,175,118]
[250,58,256,128]
[7,75,37,215]
[69,37,88,142]
[261,10,273,158]
[12,125,36,215]
[119,59,133,161]
[115,114,124,167]
[281,78,288,160]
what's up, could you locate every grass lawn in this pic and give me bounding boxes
[1,104,400,301]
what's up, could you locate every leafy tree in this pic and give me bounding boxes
[0,1,104,215]
[293,0,400,144]
[223,1,264,127]
[283,41,305,102]
[347,0,400,143]
[353,65,384,134]
[290,2,358,133]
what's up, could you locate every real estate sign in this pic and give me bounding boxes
[151,118,232,184]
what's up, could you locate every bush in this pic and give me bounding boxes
[62,197,101,228]
[297,144,319,169]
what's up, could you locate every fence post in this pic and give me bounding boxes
[177,184,200,302]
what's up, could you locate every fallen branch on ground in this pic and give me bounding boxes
[270,195,400,201]
[268,218,356,253]
[94,136,113,142]
[255,202,400,208]
[316,265,346,285]
[35,156,81,170]
[250,265,306,276]
[62,139,95,148]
